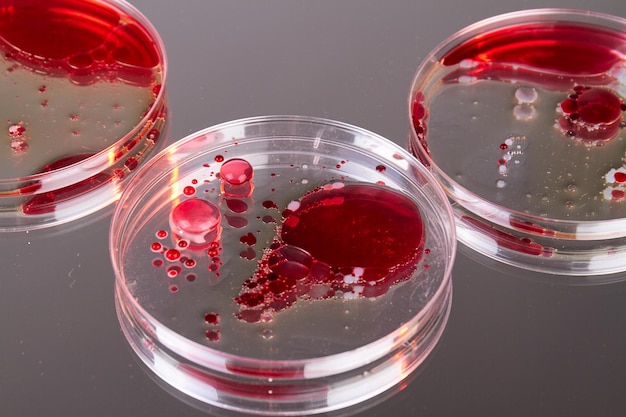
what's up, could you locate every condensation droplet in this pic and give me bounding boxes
[261,329,274,340]
[496,179,507,188]
[513,104,537,120]
[515,87,538,104]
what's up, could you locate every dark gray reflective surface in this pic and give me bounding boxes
[2,1,626,416]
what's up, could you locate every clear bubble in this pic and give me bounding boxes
[513,104,537,120]
[514,87,538,104]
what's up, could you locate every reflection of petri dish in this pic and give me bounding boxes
[0,0,167,231]
[111,116,455,415]
[409,9,626,276]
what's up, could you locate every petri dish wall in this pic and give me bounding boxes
[408,9,626,276]
[111,116,456,415]
[0,0,167,231]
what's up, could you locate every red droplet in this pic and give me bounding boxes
[204,329,220,340]
[225,198,248,213]
[220,158,253,186]
[611,189,625,200]
[614,172,626,183]
[204,312,220,325]
[183,186,196,196]
[240,232,257,246]
[164,249,181,261]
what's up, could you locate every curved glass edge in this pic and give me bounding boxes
[407,9,626,276]
[115,278,452,415]
[0,0,169,232]
[110,115,457,379]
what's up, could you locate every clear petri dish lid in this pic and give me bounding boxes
[0,0,167,231]
[408,9,626,276]
[110,115,456,415]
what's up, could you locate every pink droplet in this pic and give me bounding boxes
[169,198,222,247]
[220,158,254,186]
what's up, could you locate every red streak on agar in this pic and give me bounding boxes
[462,216,551,256]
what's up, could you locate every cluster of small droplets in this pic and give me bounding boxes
[556,86,625,142]
[149,229,204,290]
[513,87,538,121]
[8,122,28,154]
[496,135,526,188]
[602,166,626,201]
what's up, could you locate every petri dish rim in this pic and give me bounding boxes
[408,9,626,276]
[111,115,456,376]
[408,8,626,240]
[0,0,168,231]
[0,0,168,186]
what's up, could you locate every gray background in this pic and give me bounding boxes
[2,1,626,416]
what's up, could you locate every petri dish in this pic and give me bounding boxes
[0,0,167,231]
[409,9,626,276]
[111,116,455,415]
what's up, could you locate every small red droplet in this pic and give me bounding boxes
[204,312,220,325]
[165,249,181,261]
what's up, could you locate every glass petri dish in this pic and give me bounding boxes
[0,0,167,231]
[111,116,455,415]
[409,9,626,276]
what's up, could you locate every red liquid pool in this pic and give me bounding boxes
[235,182,426,323]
